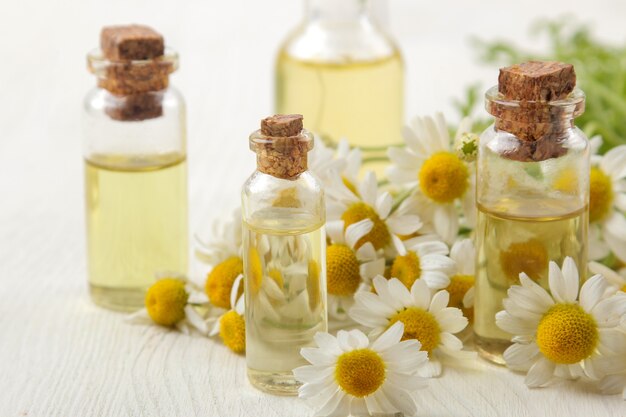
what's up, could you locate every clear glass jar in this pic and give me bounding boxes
[83,48,188,311]
[242,124,327,395]
[275,0,403,158]
[474,86,589,363]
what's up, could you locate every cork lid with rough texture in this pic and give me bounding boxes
[101,25,164,61]
[251,114,313,180]
[498,61,576,101]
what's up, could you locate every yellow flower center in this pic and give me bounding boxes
[246,247,264,296]
[327,244,361,296]
[341,202,390,250]
[145,278,188,326]
[272,187,301,208]
[536,304,598,364]
[206,256,244,309]
[622,284,626,293]
[447,274,474,322]
[419,152,469,203]
[500,240,548,282]
[589,167,614,223]
[553,168,579,194]
[335,348,386,397]
[307,260,321,310]
[219,310,246,353]
[388,307,441,353]
[390,251,422,289]
[342,176,359,197]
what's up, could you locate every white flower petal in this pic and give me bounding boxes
[603,213,626,262]
[600,145,626,181]
[495,311,536,336]
[548,261,567,303]
[561,257,580,303]
[387,165,419,186]
[371,321,404,352]
[293,365,335,384]
[410,278,432,309]
[373,276,405,311]
[314,332,343,355]
[433,205,459,244]
[301,347,337,366]
[184,305,208,335]
[386,215,423,236]
[429,290,450,313]
[360,258,386,280]
[388,278,414,307]
[434,308,468,334]
[381,384,418,415]
[376,192,393,220]
[353,290,397,317]
[414,240,449,257]
[355,241,377,261]
[421,271,451,290]
[345,219,373,249]
[503,342,540,371]
[358,171,378,207]
[417,358,442,377]
[440,332,463,351]
[388,146,421,168]
[525,357,556,388]
[463,286,475,308]
[326,220,345,244]
[579,274,610,312]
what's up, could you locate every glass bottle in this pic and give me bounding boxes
[83,26,188,311]
[275,0,403,164]
[474,62,589,364]
[242,114,327,395]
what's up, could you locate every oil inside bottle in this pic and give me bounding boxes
[275,51,403,171]
[474,201,587,364]
[243,207,327,395]
[85,152,188,310]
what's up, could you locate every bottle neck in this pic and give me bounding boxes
[306,0,369,23]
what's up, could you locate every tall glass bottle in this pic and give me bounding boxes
[83,25,188,310]
[242,114,327,395]
[474,62,589,363]
[275,0,403,162]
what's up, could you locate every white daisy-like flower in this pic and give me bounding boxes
[208,275,246,353]
[445,239,476,319]
[388,235,455,291]
[586,142,626,262]
[597,322,626,400]
[326,219,385,321]
[194,209,244,310]
[496,257,626,387]
[195,208,242,265]
[127,274,209,335]
[386,113,476,243]
[294,322,428,417]
[309,138,362,189]
[588,261,626,294]
[350,276,472,377]
[326,170,423,256]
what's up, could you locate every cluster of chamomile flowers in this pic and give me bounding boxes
[124,113,626,415]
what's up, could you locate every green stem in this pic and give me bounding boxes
[362,156,390,164]
[391,187,415,213]
[358,143,405,152]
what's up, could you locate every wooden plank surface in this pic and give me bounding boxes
[1,1,625,416]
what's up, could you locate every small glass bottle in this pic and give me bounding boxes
[475,62,589,363]
[275,0,403,160]
[242,114,327,395]
[83,25,188,310]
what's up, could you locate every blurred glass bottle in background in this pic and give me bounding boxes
[83,25,188,310]
[275,0,404,169]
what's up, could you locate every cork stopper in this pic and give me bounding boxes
[250,114,313,180]
[90,25,175,121]
[498,61,576,101]
[101,25,164,61]
[486,61,584,161]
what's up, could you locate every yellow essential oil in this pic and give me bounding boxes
[85,152,188,310]
[275,52,403,160]
[474,201,587,363]
[243,208,327,395]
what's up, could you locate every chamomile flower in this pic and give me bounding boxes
[387,113,476,243]
[586,143,626,262]
[350,276,472,377]
[597,321,626,400]
[588,261,626,294]
[446,239,476,321]
[309,138,362,190]
[496,257,626,387]
[327,170,423,256]
[127,275,209,335]
[209,275,246,353]
[326,219,385,320]
[196,209,244,309]
[388,236,455,291]
[294,322,428,417]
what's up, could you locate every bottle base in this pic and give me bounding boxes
[474,334,510,365]
[89,284,146,311]
[247,368,301,396]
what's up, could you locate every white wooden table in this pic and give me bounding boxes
[1,1,625,415]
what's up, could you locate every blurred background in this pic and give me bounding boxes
[1,0,625,247]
